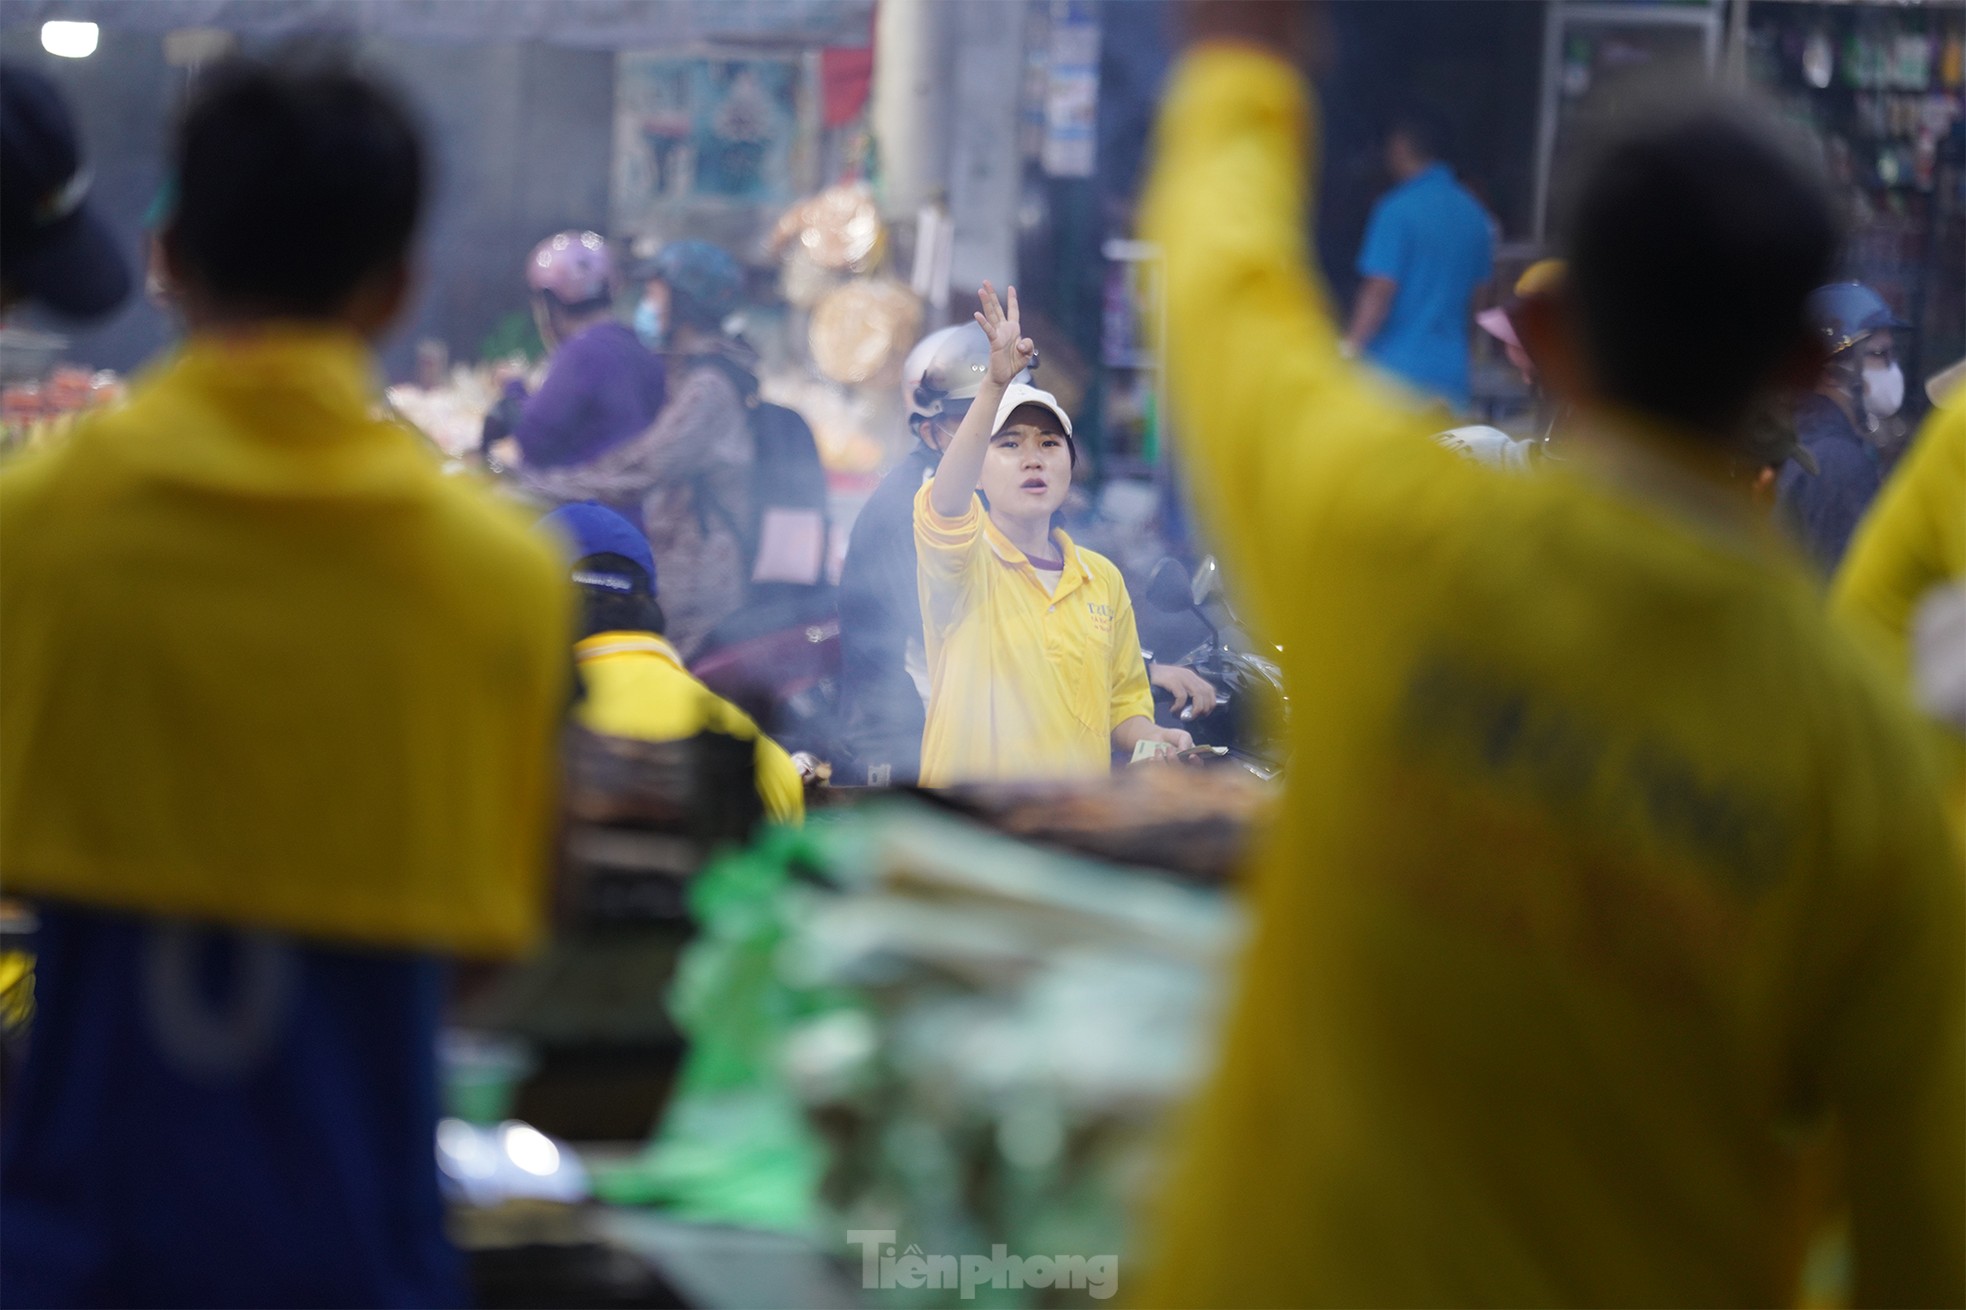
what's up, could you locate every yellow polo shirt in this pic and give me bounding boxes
[0,328,570,958]
[573,631,804,824]
[914,485,1153,786]
[1139,46,1963,1309]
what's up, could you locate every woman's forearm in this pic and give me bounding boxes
[1111,716,1156,753]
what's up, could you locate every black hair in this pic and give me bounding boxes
[167,54,424,317]
[572,552,665,640]
[1387,106,1449,164]
[1566,102,1839,437]
[665,286,724,334]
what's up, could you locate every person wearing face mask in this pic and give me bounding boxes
[1777,281,1910,573]
[633,274,665,349]
[518,239,760,658]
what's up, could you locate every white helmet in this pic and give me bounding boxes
[902,322,1032,435]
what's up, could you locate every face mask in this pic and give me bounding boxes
[1863,361,1905,419]
[633,297,664,349]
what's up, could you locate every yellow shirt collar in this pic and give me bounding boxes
[116,325,433,502]
[168,326,383,430]
[575,631,686,668]
[1559,414,1787,559]
[980,516,1093,597]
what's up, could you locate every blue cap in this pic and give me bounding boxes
[539,502,657,596]
[1807,282,1909,356]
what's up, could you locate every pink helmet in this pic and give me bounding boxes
[526,230,614,306]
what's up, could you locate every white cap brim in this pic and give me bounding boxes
[991,382,1073,437]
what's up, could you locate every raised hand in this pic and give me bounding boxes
[974,282,1035,387]
[929,282,1039,519]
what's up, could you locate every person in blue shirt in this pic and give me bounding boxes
[1344,110,1495,411]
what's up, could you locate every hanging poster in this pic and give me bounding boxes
[614,52,813,232]
[1042,0,1101,179]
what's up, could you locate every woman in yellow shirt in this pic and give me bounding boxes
[911,283,1191,785]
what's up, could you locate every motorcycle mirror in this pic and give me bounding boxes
[1146,558,1197,614]
[1190,556,1221,607]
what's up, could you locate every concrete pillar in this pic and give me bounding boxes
[947,0,1028,299]
[869,0,954,219]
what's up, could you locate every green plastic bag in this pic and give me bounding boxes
[591,825,841,1233]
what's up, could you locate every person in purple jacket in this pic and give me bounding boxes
[506,230,666,470]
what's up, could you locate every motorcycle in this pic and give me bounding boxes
[1143,556,1287,777]
[688,586,841,761]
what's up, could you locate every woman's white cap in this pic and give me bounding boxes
[990,383,1073,437]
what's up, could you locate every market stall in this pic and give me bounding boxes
[1744,0,1966,403]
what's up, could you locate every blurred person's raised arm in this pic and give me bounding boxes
[1142,8,1427,604]
[1832,407,1966,681]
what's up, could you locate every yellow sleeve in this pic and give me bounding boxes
[752,733,806,826]
[1108,580,1155,729]
[1140,46,1440,634]
[696,689,805,826]
[913,481,989,642]
[1832,407,1966,681]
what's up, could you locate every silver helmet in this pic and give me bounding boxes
[902,322,1032,434]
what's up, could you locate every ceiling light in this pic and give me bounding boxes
[41,21,100,59]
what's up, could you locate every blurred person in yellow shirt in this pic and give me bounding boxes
[913,284,1191,785]
[540,502,804,824]
[1833,393,1966,807]
[1136,5,1963,1307]
[0,57,568,1306]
